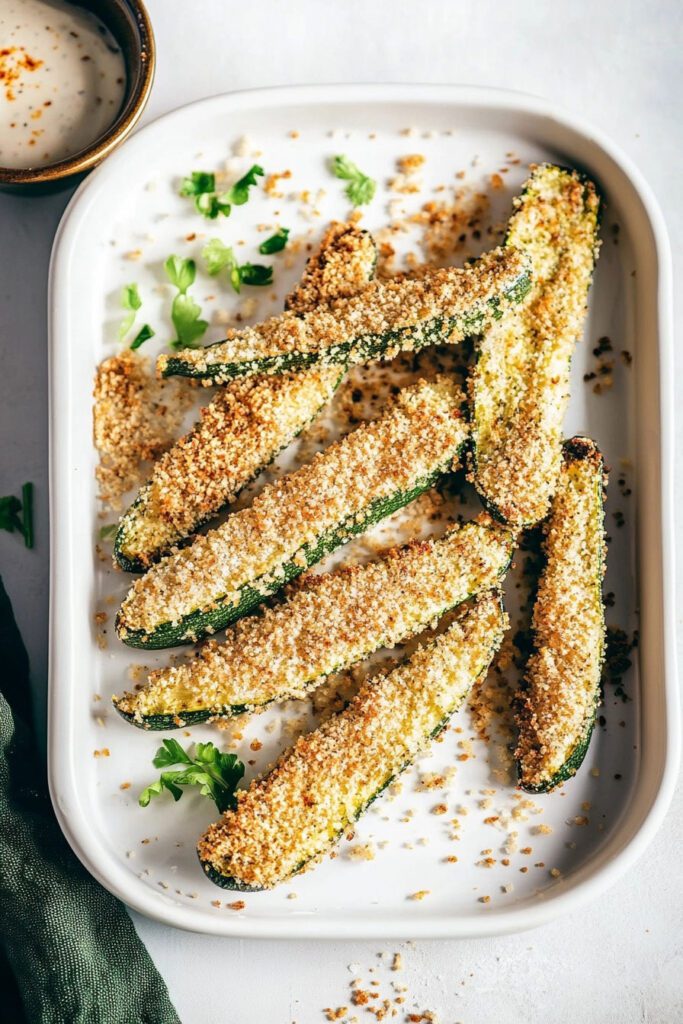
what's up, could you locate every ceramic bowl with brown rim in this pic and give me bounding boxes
[0,0,155,189]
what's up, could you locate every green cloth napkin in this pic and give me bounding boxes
[0,576,181,1024]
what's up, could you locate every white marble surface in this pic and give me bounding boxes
[1,0,681,1020]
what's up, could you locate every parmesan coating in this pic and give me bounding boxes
[93,349,188,508]
[198,591,508,890]
[114,516,513,722]
[471,164,601,527]
[284,221,377,314]
[515,437,606,790]
[157,246,531,381]
[117,221,377,569]
[116,377,469,640]
[116,369,341,568]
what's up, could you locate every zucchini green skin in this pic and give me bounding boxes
[516,436,606,793]
[114,520,513,729]
[117,456,462,651]
[521,708,599,794]
[160,259,532,384]
[113,370,345,575]
[199,591,507,891]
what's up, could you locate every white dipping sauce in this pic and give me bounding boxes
[0,0,126,169]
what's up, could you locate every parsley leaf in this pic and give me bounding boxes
[118,282,142,339]
[202,238,236,277]
[164,256,208,350]
[238,263,273,288]
[139,739,245,813]
[179,171,232,219]
[179,171,216,197]
[164,255,197,293]
[227,164,264,206]
[98,523,118,541]
[169,294,209,350]
[201,239,273,294]
[331,155,376,206]
[259,227,289,254]
[130,323,155,350]
[0,482,33,549]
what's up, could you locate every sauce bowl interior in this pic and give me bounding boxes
[0,0,155,188]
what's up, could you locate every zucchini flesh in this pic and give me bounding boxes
[115,377,469,650]
[471,164,601,528]
[197,590,508,891]
[157,247,531,383]
[113,516,513,728]
[515,437,606,792]
[115,223,377,572]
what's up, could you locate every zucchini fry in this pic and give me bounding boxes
[471,164,601,528]
[115,376,469,650]
[515,437,607,792]
[157,246,531,383]
[115,223,376,572]
[198,590,508,891]
[113,516,513,728]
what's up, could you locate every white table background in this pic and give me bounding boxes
[1,1,681,1020]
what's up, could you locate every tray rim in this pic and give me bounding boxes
[47,82,679,939]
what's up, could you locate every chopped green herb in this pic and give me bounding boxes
[169,294,208,350]
[331,154,376,206]
[118,283,142,339]
[179,171,231,219]
[130,324,155,351]
[139,739,244,813]
[165,255,197,293]
[164,255,208,350]
[227,164,264,206]
[201,239,273,294]
[238,263,273,288]
[259,227,289,254]
[0,482,33,549]
[196,192,233,220]
[179,171,216,197]
[99,523,118,541]
[202,238,236,277]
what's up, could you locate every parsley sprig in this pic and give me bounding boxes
[139,739,245,813]
[331,155,376,206]
[164,255,208,350]
[202,238,273,293]
[180,165,264,219]
[0,482,33,549]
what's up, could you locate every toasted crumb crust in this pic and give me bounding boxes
[471,164,601,527]
[515,437,606,791]
[157,247,531,383]
[285,221,377,314]
[116,369,342,570]
[116,377,469,641]
[113,516,513,723]
[93,350,189,509]
[198,591,508,890]
[115,222,376,571]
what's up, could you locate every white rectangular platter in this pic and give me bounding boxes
[48,85,679,937]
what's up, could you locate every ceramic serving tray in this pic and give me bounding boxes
[48,84,678,937]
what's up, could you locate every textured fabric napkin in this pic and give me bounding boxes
[0,576,181,1024]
